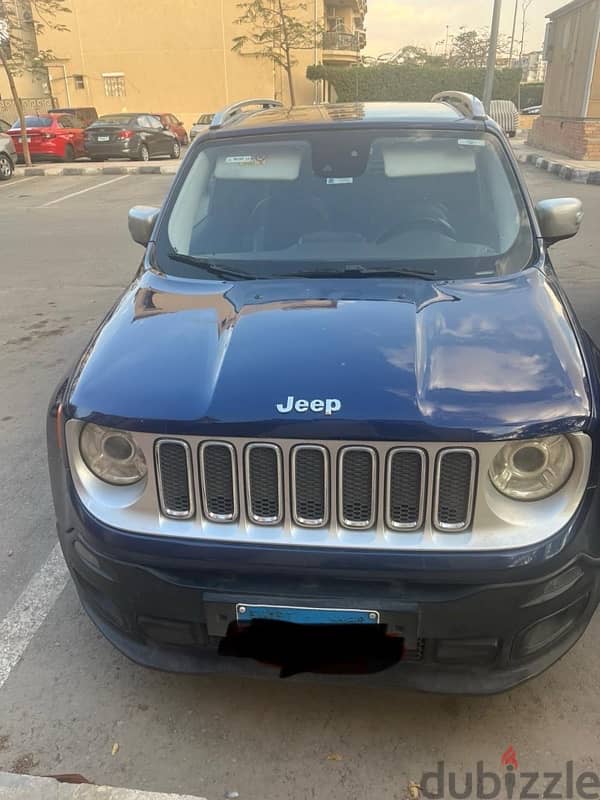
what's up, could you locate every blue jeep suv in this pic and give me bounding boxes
[47,94,598,693]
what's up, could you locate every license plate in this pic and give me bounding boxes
[97,136,110,142]
[236,604,379,625]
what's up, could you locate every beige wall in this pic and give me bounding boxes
[542,0,600,118]
[37,0,332,129]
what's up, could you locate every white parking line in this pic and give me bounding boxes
[0,542,69,690]
[0,176,38,190]
[38,174,130,207]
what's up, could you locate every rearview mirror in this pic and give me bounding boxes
[128,206,159,247]
[535,198,584,245]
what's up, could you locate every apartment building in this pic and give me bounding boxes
[0,0,366,128]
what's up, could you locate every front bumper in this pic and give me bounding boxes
[56,486,600,694]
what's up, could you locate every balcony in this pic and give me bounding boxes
[323,31,360,52]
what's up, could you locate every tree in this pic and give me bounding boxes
[518,0,535,61]
[0,0,69,166]
[232,0,320,106]
[393,45,430,66]
[449,27,510,69]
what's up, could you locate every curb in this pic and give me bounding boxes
[0,772,205,800]
[514,151,600,185]
[16,164,179,178]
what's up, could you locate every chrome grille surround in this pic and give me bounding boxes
[245,443,284,525]
[199,441,238,522]
[386,448,427,531]
[66,423,593,552]
[339,446,377,529]
[155,439,194,520]
[434,448,477,532]
[291,445,329,527]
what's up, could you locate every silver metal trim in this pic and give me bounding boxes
[245,443,284,525]
[434,448,477,532]
[155,439,195,520]
[431,91,486,120]
[199,441,239,523]
[339,446,377,530]
[210,98,283,129]
[385,448,427,531]
[291,445,329,528]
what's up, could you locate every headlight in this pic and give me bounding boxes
[489,435,574,501]
[80,423,147,486]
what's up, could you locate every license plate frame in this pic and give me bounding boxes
[236,604,379,626]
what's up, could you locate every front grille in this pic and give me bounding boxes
[154,439,477,535]
[245,444,283,524]
[155,440,193,519]
[434,449,477,532]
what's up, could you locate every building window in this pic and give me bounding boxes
[102,73,125,97]
[74,74,85,90]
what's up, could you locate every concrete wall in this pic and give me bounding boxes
[35,0,330,129]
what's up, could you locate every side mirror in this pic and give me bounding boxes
[128,206,159,247]
[535,198,584,245]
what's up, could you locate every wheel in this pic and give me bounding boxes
[170,140,181,160]
[137,144,150,162]
[0,153,13,181]
[63,144,75,162]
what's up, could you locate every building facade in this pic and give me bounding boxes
[529,0,600,160]
[520,51,547,84]
[0,0,366,128]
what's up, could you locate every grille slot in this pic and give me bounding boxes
[155,440,194,519]
[387,448,426,530]
[435,449,477,531]
[200,442,238,522]
[339,447,376,529]
[292,446,328,527]
[245,444,283,524]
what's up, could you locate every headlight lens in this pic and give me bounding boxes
[80,423,147,485]
[489,435,574,501]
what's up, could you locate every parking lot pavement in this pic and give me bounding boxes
[1,168,600,799]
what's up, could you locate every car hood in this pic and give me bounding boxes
[66,268,591,441]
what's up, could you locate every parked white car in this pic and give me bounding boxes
[489,100,519,138]
[0,131,16,180]
[190,113,214,141]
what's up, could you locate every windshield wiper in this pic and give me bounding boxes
[169,252,254,281]
[284,265,438,279]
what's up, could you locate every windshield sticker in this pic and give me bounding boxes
[326,177,353,185]
[225,155,267,166]
[458,139,486,147]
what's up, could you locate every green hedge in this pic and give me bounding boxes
[518,82,544,109]
[306,64,523,104]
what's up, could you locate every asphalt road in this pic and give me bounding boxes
[1,167,600,799]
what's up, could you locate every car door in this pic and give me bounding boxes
[63,114,86,155]
[138,115,158,156]
[57,115,77,156]
[150,115,170,155]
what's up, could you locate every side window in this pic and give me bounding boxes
[151,116,163,130]
[138,116,151,128]
[59,115,74,128]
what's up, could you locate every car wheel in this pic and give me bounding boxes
[63,144,75,162]
[0,153,13,181]
[138,144,150,162]
[170,140,181,160]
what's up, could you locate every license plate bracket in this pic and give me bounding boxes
[236,604,379,626]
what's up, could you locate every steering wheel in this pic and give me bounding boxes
[376,216,457,244]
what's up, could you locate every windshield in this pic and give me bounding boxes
[196,114,214,125]
[162,130,535,280]
[93,115,134,126]
[12,116,52,129]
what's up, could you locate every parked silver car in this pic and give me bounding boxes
[489,100,519,138]
[189,113,214,141]
[0,130,16,180]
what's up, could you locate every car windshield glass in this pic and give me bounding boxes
[94,116,134,125]
[12,116,52,129]
[162,130,535,281]
[197,114,213,125]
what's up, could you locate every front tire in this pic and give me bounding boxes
[0,153,13,181]
[170,140,181,160]
[63,144,75,162]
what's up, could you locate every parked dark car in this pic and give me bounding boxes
[50,106,98,128]
[153,113,188,146]
[0,118,10,133]
[0,130,16,180]
[84,113,180,161]
[49,94,594,695]
[8,113,87,162]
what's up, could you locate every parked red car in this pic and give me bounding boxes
[8,113,87,162]
[153,113,188,146]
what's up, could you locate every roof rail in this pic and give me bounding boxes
[431,91,487,121]
[210,98,284,130]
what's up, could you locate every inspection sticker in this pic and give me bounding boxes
[225,155,267,166]
[458,139,486,147]
[326,177,354,185]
